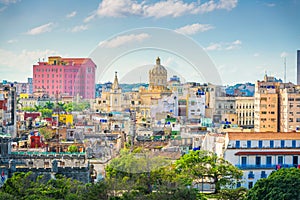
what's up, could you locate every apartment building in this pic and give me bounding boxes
[224,132,300,189]
[33,56,96,99]
[279,86,300,132]
[236,96,254,128]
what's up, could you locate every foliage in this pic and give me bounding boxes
[0,172,88,200]
[38,127,53,141]
[45,101,54,109]
[68,145,78,153]
[209,187,247,200]
[175,150,243,193]
[247,168,300,200]
[22,107,36,112]
[40,108,53,118]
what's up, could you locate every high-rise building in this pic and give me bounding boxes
[297,50,300,85]
[33,56,96,99]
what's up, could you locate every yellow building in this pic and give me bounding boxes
[52,114,73,125]
[19,93,29,99]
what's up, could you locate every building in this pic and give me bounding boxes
[297,50,300,85]
[279,86,300,132]
[33,56,96,99]
[0,84,17,138]
[254,75,280,132]
[14,78,33,95]
[224,132,300,189]
[236,96,255,128]
[149,57,167,91]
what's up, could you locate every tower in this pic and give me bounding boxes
[110,72,122,112]
[149,57,167,90]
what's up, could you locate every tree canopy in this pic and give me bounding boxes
[175,150,243,193]
[247,168,300,200]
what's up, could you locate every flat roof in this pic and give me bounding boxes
[227,132,300,140]
[235,151,300,156]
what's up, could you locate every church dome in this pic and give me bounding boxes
[150,57,167,75]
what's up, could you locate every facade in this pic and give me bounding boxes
[224,132,300,189]
[297,50,300,85]
[0,84,17,138]
[279,86,300,132]
[236,96,255,128]
[15,78,33,95]
[33,56,96,99]
[149,57,167,90]
[254,76,279,132]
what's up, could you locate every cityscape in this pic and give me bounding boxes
[0,0,300,199]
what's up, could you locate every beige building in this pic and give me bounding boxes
[236,96,254,128]
[279,86,300,132]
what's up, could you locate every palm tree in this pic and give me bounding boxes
[44,101,54,109]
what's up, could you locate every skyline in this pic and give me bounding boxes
[0,0,299,85]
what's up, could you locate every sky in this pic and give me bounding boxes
[0,0,299,85]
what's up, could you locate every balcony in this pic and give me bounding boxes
[236,164,297,170]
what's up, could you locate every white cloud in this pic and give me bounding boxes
[85,0,238,20]
[66,11,77,18]
[253,53,260,57]
[280,52,288,58]
[0,0,17,5]
[143,0,195,18]
[205,43,222,51]
[7,39,17,43]
[26,22,54,35]
[0,48,60,80]
[205,40,242,51]
[175,23,214,35]
[71,25,88,32]
[99,33,150,48]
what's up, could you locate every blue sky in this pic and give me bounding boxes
[0,0,299,85]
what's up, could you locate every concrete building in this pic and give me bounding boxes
[254,75,280,132]
[0,84,17,138]
[279,86,300,132]
[33,56,96,99]
[149,57,167,91]
[297,50,300,85]
[14,78,33,95]
[224,132,300,189]
[236,96,255,128]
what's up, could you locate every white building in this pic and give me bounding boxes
[224,132,300,189]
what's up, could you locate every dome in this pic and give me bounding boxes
[150,57,167,75]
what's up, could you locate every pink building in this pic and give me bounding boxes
[33,56,96,99]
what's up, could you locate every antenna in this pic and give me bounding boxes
[284,57,286,83]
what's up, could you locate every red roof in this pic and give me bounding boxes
[235,151,300,156]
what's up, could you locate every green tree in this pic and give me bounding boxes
[40,108,53,118]
[175,150,243,194]
[247,168,300,200]
[68,145,78,153]
[63,103,74,113]
[39,127,53,141]
[34,105,43,112]
[44,101,54,109]
[22,107,36,112]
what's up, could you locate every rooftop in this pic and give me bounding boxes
[227,132,300,140]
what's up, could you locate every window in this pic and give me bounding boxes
[256,156,261,166]
[248,182,253,189]
[258,140,263,148]
[266,156,272,165]
[281,140,285,148]
[261,171,267,178]
[236,141,240,148]
[293,156,298,166]
[248,171,254,179]
[278,156,283,164]
[292,140,296,148]
[247,140,251,148]
[270,140,274,148]
[241,157,247,165]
